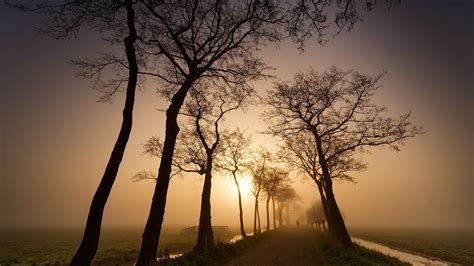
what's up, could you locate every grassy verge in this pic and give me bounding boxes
[351,228,474,264]
[311,231,409,266]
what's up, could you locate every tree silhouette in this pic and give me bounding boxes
[274,184,297,227]
[218,129,252,239]
[184,83,253,250]
[247,149,272,235]
[261,167,289,231]
[278,130,364,234]
[306,201,327,230]
[288,0,401,47]
[9,0,141,263]
[265,67,423,247]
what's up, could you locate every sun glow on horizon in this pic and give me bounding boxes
[237,175,253,194]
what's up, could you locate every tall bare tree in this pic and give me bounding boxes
[9,0,141,263]
[183,83,253,250]
[278,130,364,234]
[261,167,289,231]
[247,149,272,235]
[218,129,252,239]
[265,67,423,247]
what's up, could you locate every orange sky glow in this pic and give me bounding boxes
[1,1,472,231]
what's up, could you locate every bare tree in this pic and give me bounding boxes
[134,127,208,182]
[265,67,423,247]
[247,149,272,235]
[306,201,327,230]
[274,184,296,227]
[8,0,141,263]
[278,130,364,234]
[261,166,289,231]
[181,83,253,251]
[218,129,252,238]
[288,0,401,47]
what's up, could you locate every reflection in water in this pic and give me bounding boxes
[352,237,450,266]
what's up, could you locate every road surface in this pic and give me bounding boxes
[225,229,321,266]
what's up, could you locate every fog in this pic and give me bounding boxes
[1,0,472,231]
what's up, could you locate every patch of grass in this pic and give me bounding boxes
[311,231,409,266]
[350,228,474,265]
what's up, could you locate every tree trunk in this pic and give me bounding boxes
[313,132,352,248]
[266,194,270,231]
[254,190,260,235]
[70,1,137,264]
[324,177,352,247]
[286,205,290,225]
[272,197,276,229]
[257,201,261,233]
[136,78,196,264]
[315,180,333,232]
[253,194,258,235]
[195,155,215,251]
[233,172,246,238]
[278,205,283,227]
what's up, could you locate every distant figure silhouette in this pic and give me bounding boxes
[296,220,300,228]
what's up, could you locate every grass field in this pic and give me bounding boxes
[0,226,236,265]
[350,227,474,265]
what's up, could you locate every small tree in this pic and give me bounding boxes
[247,149,272,235]
[261,167,289,231]
[306,201,327,230]
[265,67,423,247]
[274,184,297,227]
[218,129,252,238]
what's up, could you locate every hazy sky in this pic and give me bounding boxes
[1,1,473,230]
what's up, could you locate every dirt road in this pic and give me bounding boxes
[225,229,321,266]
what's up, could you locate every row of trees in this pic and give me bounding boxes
[248,151,298,233]
[136,122,299,244]
[13,0,406,264]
